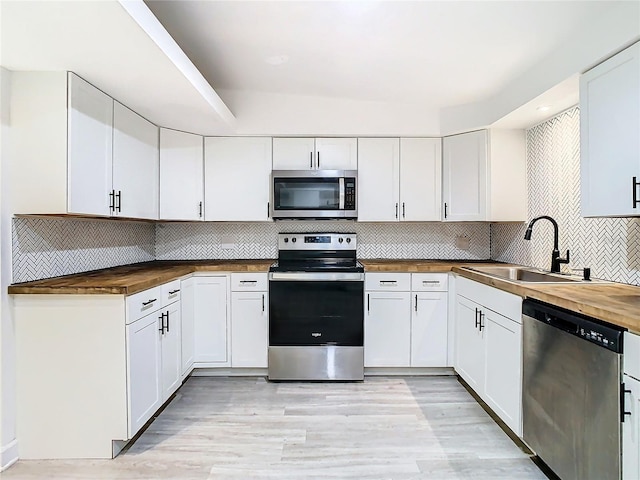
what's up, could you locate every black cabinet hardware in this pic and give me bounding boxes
[622,383,632,422]
[166,311,170,333]
[444,203,448,219]
[395,203,398,219]
[115,190,122,213]
[402,202,405,218]
[262,294,265,312]
[633,177,640,209]
[367,294,370,313]
[109,190,115,212]
[240,280,257,284]
[267,202,270,218]
[142,298,157,306]
[475,308,479,328]
[198,201,203,218]
[479,311,485,331]
[158,312,167,334]
[414,294,418,312]
[317,152,320,169]
[168,289,180,295]
[310,152,313,169]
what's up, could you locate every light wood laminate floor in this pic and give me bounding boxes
[3,376,547,479]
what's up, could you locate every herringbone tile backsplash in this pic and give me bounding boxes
[12,217,155,283]
[491,107,640,286]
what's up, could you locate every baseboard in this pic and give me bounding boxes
[365,367,455,376]
[1,439,18,472]
[191,367,268,377]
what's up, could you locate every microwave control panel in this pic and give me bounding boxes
[345,179,356,210]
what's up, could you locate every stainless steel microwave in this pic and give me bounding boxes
[270,170,357,219]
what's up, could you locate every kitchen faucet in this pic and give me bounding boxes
[523,216,570,273]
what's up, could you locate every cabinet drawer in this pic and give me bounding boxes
[126,286,162,324]
[411,273,448,291]
[161,279,181,307]
[231,272,268,291]
[365,273,411,291]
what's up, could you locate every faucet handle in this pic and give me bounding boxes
[560,249,570,264]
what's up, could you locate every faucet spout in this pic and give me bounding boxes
[523,216,568,273]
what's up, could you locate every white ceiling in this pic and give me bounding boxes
[145,0,614,110]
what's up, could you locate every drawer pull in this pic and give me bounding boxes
[422,280,440,284]
[142,298,157,306]
[168,289,180,295]
[240,280,257,284]
[379,280,397,285]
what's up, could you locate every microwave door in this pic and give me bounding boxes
[339,178,345,209]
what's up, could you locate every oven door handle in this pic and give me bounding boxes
[269,272,364,281]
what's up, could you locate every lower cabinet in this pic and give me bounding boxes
[623,373,640,480]
[454,276,523,436]
[160,300,182,399]
[192,275,230,365]
[411,274,448,367]
[231,273,269,368]
[365,290,412,367]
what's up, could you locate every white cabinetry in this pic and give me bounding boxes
[358,138,441,222]
[454,276,523,435]
[231,273,268,368]
[411,274,448,367]
[364,273,411,367]
[623,332,640,479]
[442,129,526,222]
[160,128,204,220]
[273,137,357,170]
[204,137,272,221]
[112,102,159,219]
[192,275,230,365]
[580,41,640,217]
[180,277,196,377]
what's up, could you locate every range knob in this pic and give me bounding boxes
[284,237,289,243]
[338,238,344,243]
[292,237,297,243]
[346,238,352,243]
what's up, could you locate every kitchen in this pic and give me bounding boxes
[1,1,640,478]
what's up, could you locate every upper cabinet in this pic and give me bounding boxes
[358,138,441,222]
[580,41,640,217]
[159,129,204,221]
[442,129,526,222]
[11,72,159,219]
[273,137,357,170]
[204,137,272,221]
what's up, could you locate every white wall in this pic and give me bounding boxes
[0,67,18,470]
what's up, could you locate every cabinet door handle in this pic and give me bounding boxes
[622,383,632,422]
[262,293,265,313]
[395,203,398,219]
[267,202,270,218]
[166,311,170,333]
[109,190,115,212]
[310,152,313,169]
[158,312,167,334]
[479,311,485,332]
[402,202,405,218]
[317,151,320,169]
[168,289,180,295]
[444,202,448,219]
[116,190,122,213]
[475,308,480,328]
[198,201,203,218]
[414,294,418,312]
[633,177,640,209]
[142,298,157,306]
[367,294,370,313]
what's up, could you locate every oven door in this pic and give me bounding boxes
[268,272,364,346]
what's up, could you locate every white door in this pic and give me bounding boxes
[400,138,442,221]
[315,138,357,170]
[126,312,161,437]
[272,138,315,170]
[204,137,272,221]
[193,276,229,365]
[231,291,268,368]
[442,130,487,221]
[483,310,522,436]
[364,291,411,367]
[67,73,113,217]
[159,129,204,220]
[411,291,448,367]
[454,295,485,392]
[623,374,640,480]
[357,138,400,221]
[160,302,182,399]
[580,42,640,217]
[113,102,159,219]
[180,277,195,376]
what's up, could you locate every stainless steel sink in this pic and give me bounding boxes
[463,265,597,283]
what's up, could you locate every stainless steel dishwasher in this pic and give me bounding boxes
[522,299,624,480]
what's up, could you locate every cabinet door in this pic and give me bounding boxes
[442,130,487,221]
[193,276,229,365]
[67,73,113,217]
[113,102,159,219]
[272,137,315,170]
[126,312,161,437]
[364,291,411,367]
[411,291,448,367]
[180,278,195,376]
[204,137,272,221]
[400,138,442,221]
[623,374,640,480]
[231,291,268,367]
[315,138,357,170]
[483,310,522,436]
[159,129,204,220]
[454,295,485,391]
[357,138,400,221]
[581,42,640,217]
[160,302,182,399]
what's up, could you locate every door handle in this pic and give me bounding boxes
[310,152,313,169]
[317,151,320,169]
[166,311,170,333]
[367,294,370,313]
[444,202,448,219]
[109,190,115,213]
[479,311,485,331]
[633,177,640,209]
[198,201,203,218]
[402,202,405,218]
[622,383,632,422]
[116,190,122,213]
[395,203,398,219]
[475,308,480,328]
[414,294,418,312]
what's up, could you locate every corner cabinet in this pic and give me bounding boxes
[358,138,441,222]
[11,71,159,219]
[580,41,640,217]
[204,137,272,221]
[273,137,357,170]
[442,129,526,222]
[454,276,523,436]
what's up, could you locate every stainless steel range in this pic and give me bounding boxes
[268,233,364,381]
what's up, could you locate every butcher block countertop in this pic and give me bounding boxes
[9,258,640,334]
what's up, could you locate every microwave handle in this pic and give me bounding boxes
[339,177,345,209]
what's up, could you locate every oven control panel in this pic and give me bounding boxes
[278,233,357,250]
